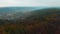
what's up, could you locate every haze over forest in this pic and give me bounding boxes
[0,7,60,34]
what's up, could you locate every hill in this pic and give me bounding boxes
[0,7,60,34]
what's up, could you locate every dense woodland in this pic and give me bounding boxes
[0,8,60,34]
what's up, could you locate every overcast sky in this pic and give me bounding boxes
[0,0,60,7]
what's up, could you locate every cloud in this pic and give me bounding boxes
[0,0,60,7]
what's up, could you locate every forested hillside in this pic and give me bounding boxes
[0,7,60,34]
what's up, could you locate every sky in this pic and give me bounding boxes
[0,0,60,7]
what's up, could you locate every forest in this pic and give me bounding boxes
[0,8,60,34]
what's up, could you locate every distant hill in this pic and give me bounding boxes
[0,7,46,20]
[0,7,60,24]
[24,7,60,22]
[0,7,44,12]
